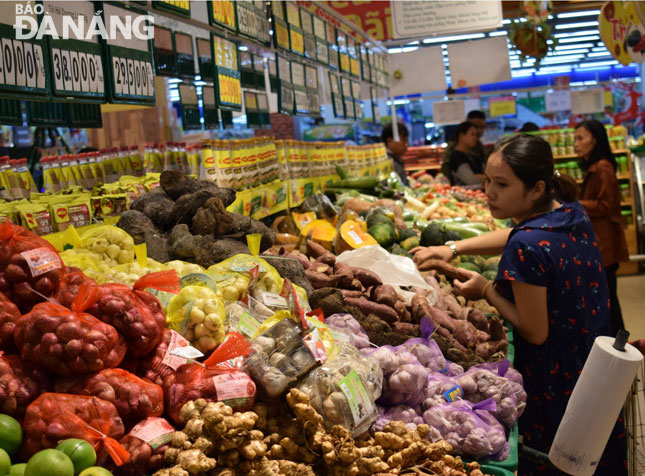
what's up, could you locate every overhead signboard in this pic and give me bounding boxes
[433,100,466,125]
[488,95,516,117]
[545,90,572,112]
[389,46,445,97]
[196,37,214,80]
[0,2,49,100]
[174,32,195,78]
[43,1,105,102]
[212,33,241,111]
[179,84,201,130]
[391,1,502,39]
[599,1,645,66]
[201,85,218,128]
[102,3,155,105]
[447,37,510,88]
[153,0,190,18]
[208,1,236,31]
[571,88,604,115]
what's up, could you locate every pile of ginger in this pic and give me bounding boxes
[153,389,490,476]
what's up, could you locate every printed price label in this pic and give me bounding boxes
[112,55,154,98]
[303,328,327,363]
[338,370,375,426]
[52,48,103,95]
[20,247,63,278]
[217,72,242,107]
[161,330,190,370]
[0,38,46,91]
[212,373,256,408]
[261,292,288,308]
[237,311,261,338]
[443,385,464,402]
[171,345,203,360]
[130,418,175,449]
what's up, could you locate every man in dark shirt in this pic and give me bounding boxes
[441,110,487,178]
[382,122,409,186]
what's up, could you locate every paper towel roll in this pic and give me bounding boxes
[549,336,642,475]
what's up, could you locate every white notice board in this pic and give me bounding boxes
[389,46,446,97]
[447,37,510,88]
[391,1,502,39]
[545,90,572,112]
[433,100,466,125]
[571,89,604,115]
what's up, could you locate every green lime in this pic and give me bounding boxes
[0,415,22,456]
[78,468,113,476]
[0,448,10,475]
[24,449,74,476]
[10,463,26,476]
[56,439,96,476]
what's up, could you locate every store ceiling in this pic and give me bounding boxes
[385,3,623,87]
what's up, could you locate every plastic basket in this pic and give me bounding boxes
[479,463,516,476]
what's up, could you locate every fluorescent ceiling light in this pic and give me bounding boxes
[423,33,485,44]
[239,46,248,51]
[502,19,511,24]
[579,60,619,68]
[549,49,589,56]
[388,47,402,53]
[555,43,594,50]
[168,78,182,84]
[557,10,600,18]
[536,66,573,74]
[592,46,609,51]
[583,80,599,85]
[554,29,600,38]
[542,55,584,64]
[425,122,435,128]
[402,46,418,52]
[588,51,612,57]
[405,41,419,46]
[489,31,508,37]
[555,21,599,29]
[558,35,599,43]
[512,69,536,77]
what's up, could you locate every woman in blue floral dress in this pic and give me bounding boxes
[413,134,627,475]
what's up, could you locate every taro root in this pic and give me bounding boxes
[14,302,126,376]
[160,170,235,205]
[191,197,234,237]
[261,255,314,297]
[55,368,164,429]
[130,187,175,229]
[117,210,170,263]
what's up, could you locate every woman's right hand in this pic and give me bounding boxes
[411,245,453,265]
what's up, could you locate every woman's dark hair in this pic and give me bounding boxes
[453,121,476,143]
[519,122,539,133]
[575,120,616,171]
[493,134,578,213]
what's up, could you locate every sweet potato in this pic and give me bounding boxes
[392,322,419,334]
[476,339,508,360]
[352,267,382,288]
[372,285,398,308]
[332,262,355,288]
[343,297,398,324]
[489,316,506,341]
[467,308,489,333]
[305,270,342,289]
[339,289,364,299]
[417,259,462,278]
[394,300,411,323]
[452,320,478,349]
[306,240,332,260]
[411,293,455,331]
[315,254,337,267]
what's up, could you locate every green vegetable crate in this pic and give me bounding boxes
[479,463,516,476]
[480,424,519,473]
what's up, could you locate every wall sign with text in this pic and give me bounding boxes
[212,33,241,111]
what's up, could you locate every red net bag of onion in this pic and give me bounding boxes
[0,353,51,417]
[0,291,19,351]
[22,393,130,465]
[55,368,164,430]
[0,221,65,313]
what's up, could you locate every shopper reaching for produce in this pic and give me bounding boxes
[447,121,486,188]
[382,122,410,186]
[411,133,627,476]
[575,119,629,335]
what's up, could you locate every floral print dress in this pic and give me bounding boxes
[496,202,627,476]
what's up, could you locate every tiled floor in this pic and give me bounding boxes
[620,275,645,339]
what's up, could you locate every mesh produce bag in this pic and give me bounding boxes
[163,332,254,424]
[54,266,98,308]
[108,417,174,476]
[55,368,164,430]
[85,271,179,357]
[0,354,51,417]
[0,221,65,312]
[14,285,126,376]
[22,393,129,465]
[125,329,190,387]
[0,291,20,351]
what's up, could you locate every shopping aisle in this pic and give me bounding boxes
[619,273,645,339]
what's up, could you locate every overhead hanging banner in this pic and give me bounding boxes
[571,89,604,115]
[389,46,446,97]
[447,37,511,88]
[545,90,572,112]
[433,100,465,125]
[599,1,645,66]
[391,1,503,39]
[488,95,516,117]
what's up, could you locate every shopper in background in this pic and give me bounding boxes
[518,122,540,133]
[448,121,485,188]
[382,122,409,186]
[412,134,627,476]
[575,119,629,335]
[441,109,487,178]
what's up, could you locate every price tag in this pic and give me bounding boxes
[237,311,261,338]
[286,2,301,27]
[295,88,309,114]
[306,65,318,89]
[328,72,340,95]
[290,27,304,55]
[316,40,329,64]
[291,61,305,87]
[217,70,242,110]
[313,16,326,41]
[170,345,204,360]
[275,19,290,50]
[208,0,236,30]
[351,80,360,99]
[279,83,294,114]
[338,370,374,426]
[276,54,291,83]
[0,19,49,97]
[489,95,516,117]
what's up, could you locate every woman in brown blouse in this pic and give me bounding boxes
[574,119,629,334]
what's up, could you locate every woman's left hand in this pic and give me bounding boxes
[453,269,489,300]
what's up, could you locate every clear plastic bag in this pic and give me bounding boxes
[325,313,370,350]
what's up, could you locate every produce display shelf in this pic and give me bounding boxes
[554,149,629,160]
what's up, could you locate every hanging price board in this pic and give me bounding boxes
[0,98,21,125]
[338,31,350,73]
[351,80,361,100]
[294,87,309,115]
[354,100,362,120]
[488,95,516,117]
[305,65,318,90]
[304,34,316,61]
[244,90,260,128]
[43,1,104,103]
[350,57,359,78]
[208,1,236,31]
[341,77,351,98]
[370,87,380,123]
[179,84,201,130]
[240,50,254,88]
[276,53,291,83]
[309,91,320,117]
[212,33,241,111]
[272,1,285,22]
[286,2,301,27]
[67,102,102,128]
[103,3,155,105]
[257,92,270,127]
[316,39,328,65]
[201,85,218,129]
[360,46,370,82]
[197,37,214,80]
[279,82,294,115]
[0,3,49,99]
[291,61,305,88]
[329,72,343,119]
[344,97,355,120]
[175,32,195,78]
[289,26,304,56]
[313,17,326,41]
[153,26,176,76]
[153,0,190,18]
[236,1,270,45]
[274,19,290,51]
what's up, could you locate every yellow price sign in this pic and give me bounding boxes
[218,73,242,107]
[210,0,236,29]
[350,58,359,77]
[340,54,350,73]
[290,29,304,55]
[275,21,290,50]
[489,95,516,117]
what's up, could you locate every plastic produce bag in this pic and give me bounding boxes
[0,354,51,417]
[109,417,174,476]
[325,313,370,350]
[422,373,461,410]
[59,248,112,282]
[163,332,254,424]
[166,285,226,353]
[85,271,179,357]
[104,259,166,287]
[14,289,126,376]
[79,225,135,265]
[298,344,382,436]
[244,318,317,398]
[0,291,20,351]
[22,393,129,465]
[56,368,164,430]
[0,221,65,312]
[164,260,206,277]
[126,329,190,386]
[401,336,447,373]
[422,399,509,460]
[207,255,283,303]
